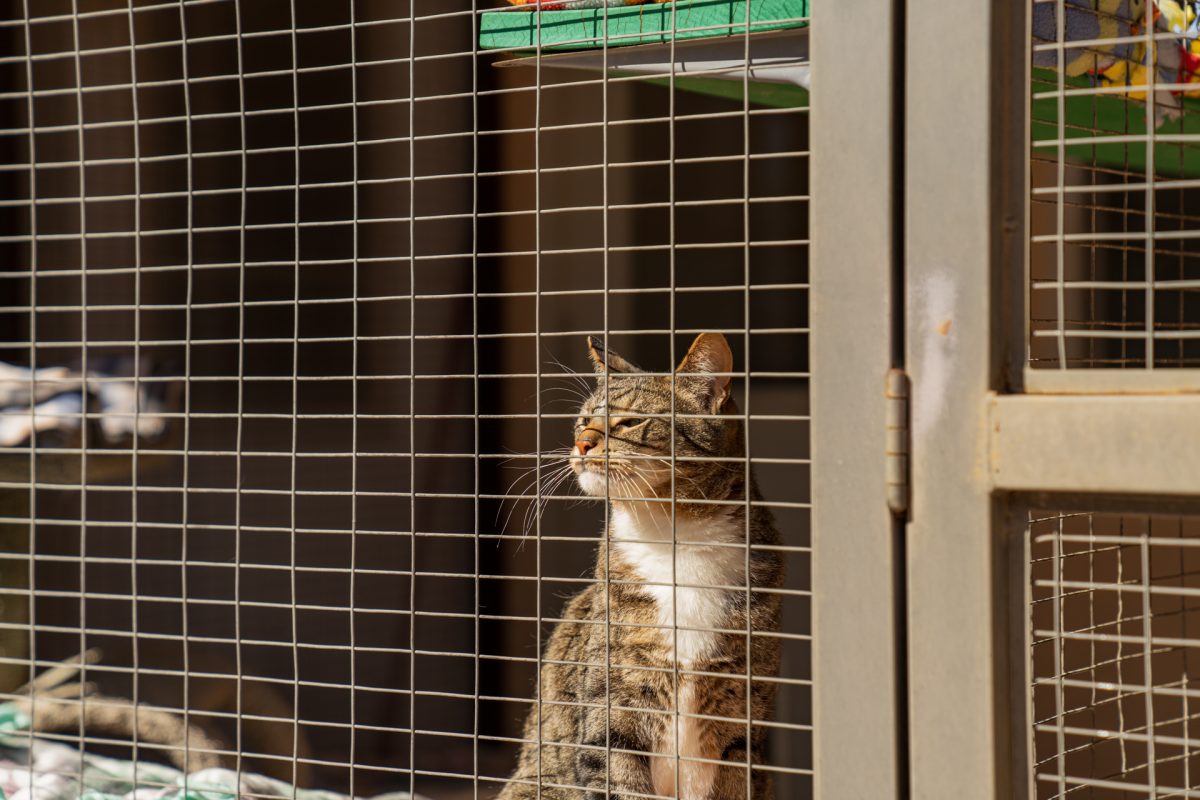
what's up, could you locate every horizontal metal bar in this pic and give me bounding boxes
[1032,229,1200,243]
[0,518,813,550]
[0,408,807,422]
[990,394,1200,495]
[1023,367,1200,394]
[1034,578,1200,599]
[1033,721,1200,753]
[0,48,807,106]
[0,102,804,151]
[0,334,810,351]
[0,483,813,508]
[5,580,811,604]
[1031,531,1200,548]
[0,618,810,666]
[1035,774,1200,799]
[0,657,812,694]
[0,448,810,465]
[1033,675,1200,703]
[1032,78,1200,98]
[1,12,808,66]
[1031,279,1200,291]
[0,150,807,186]
[1034,627,1200,651]
[0,197,806,240]
[3,1,481,32]
[0,187,807,214]
[1031,29,1188,53]
[1032,176,1200,196]
[1033,132,1200,149]
[1029,329,1200,340]
[0,240,811,262]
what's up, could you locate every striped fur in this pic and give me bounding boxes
[499,333,783,800]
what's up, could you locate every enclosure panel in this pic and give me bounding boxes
[0,2,813,798]
[809,0,902,797]
[1028,507,1200,799]
[905,0,1028,797]
[1027,0,1200,385]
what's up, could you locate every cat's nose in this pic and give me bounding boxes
[575,440,596,456]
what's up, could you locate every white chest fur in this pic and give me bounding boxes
[611,505,747,665]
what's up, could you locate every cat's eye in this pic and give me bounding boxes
[613,418,645,430]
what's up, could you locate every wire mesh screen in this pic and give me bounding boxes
[1030,0,1200,370]
[0,1,810,798]
[1029,510,1200,797]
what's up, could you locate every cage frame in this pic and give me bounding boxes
[902,2,1200,798]
[808,0,904,797]
[813,0,1033,795]
[903,0,1031,795]
[8,0,1200,797]
[2,1,817,798]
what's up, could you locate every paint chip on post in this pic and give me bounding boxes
[911,270,958,441]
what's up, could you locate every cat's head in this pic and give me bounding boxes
[570,332,743,503]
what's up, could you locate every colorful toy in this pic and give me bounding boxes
[1030,0,1200,104]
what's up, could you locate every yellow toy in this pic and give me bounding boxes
[1091,0,1200,100]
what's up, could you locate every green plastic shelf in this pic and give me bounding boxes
[1031,68,1200,178]
[479,0,809,53]
[481,1,1200,177]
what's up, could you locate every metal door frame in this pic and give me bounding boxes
[815,1,1200,797]
[810,0,905,797]
[905,1,1200,798]
[903,0,1031,796]
[814,1,1028,794]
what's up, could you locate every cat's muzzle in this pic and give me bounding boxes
[573,458,610,496]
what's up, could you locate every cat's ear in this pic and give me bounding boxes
[676,332,733,411]
[586,335,638,375]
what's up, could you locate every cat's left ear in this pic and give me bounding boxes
[587,335,639,375]
[676,332,733,412]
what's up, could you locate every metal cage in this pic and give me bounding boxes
[1,1,810,799]
[6,1,1200,799]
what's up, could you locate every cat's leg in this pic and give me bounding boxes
[503,731,605,799]
[496,773,575,800]
[498,593,601,799]
[498,733,587,800]
[574,706,655,800]
[576,738,653,799]
[566,622,662,800]
[672,672,776,800]
[651,681,720,800]
[498,666,587,799]
[707,737,774,800]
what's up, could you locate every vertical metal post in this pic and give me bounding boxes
[810,1,903,796]
[904,0,1027,797]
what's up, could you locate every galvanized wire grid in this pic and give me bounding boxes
[1030,510,1200,798]
[1030,0,1200,369]
[0,1,811,798]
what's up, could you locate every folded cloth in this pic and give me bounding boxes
[0,730,426,800]
[0,704,429,800]
[506,0,668,8]
[0,358,170,448]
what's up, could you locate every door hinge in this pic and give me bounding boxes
[885,368,910,517]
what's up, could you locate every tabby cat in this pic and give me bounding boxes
[499,332,783,800]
